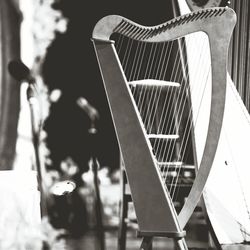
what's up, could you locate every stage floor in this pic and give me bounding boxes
[66,229,209,250]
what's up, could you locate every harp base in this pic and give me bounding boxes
[139,235,188,250]
[118,168,187,250]
[138,230,187,250]
[137,230,186,239]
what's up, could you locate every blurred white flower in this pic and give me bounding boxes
[50,89,62,102]
[98,167,111,186]
[44,170,60,188]
[81,168,94,184]
[60,157,79,176]
[32,0,68,58]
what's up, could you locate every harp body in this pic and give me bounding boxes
[179,0,250,244]
[92,7,236,239]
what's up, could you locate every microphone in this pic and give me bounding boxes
[8,60,36,100]
[8,60,35,84]
[76,97,100,128]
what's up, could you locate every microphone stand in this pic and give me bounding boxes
[8,60,47,217]
[27,84,47,217]
[77,97,105,249]
[88,125,105,250]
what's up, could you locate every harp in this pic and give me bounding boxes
[178,0,250,245]
[92,7,235,248]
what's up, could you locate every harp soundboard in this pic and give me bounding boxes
[92,7,236,249]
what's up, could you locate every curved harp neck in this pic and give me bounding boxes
[93,7,236,43]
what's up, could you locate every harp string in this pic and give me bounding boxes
[157,34,210,198]
[138,44,160,122]
[123,39,134,76]
[115,35,184,193]
[154,43,182,133]
[162,38,193,184]
[132,42,146,82]
[131,43,154,115]
[172,66,211,200]
[140,44,160,124]
[144,43,166,130]
[144,43,174,131]
[139,42,173,125]
[114,31,211,202]
[128,41,141,81]
[130,41,148,105]
[156,38,193,167]
[145,47,169,128]
[170,37,211,199]
[148,43,172,133]
[116,33,124,54]
[154,41,187,188]
[146,38,188,196]
[161,37,193,193]
[155,39,186,161]
[150,43,182,173]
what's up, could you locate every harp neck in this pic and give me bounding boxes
[92,7,236,43]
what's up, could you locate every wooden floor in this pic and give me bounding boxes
[222,245,250,250]
[66,229,208,250]
[66,228,250,250]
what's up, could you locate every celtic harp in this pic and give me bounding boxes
[178,0,250,245]
[92,7,236,247]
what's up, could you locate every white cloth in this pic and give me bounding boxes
[0,170,41,228]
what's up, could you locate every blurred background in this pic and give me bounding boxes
[0,0,179,248]
[0,0,217,249]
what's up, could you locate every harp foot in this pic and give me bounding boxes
[174,238,188,250]
[140,237,153,250]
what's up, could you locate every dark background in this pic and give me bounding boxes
[42,0,175,175]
